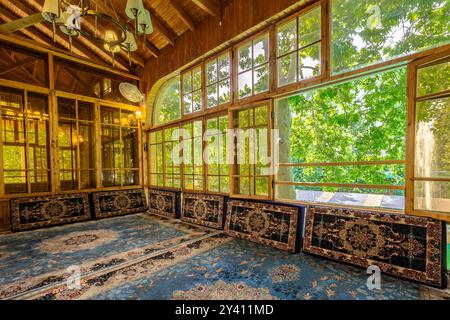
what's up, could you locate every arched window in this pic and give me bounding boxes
[153,77,181,126]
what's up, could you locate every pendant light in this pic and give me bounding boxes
[42,0,60,42]
[137,9,153,48]
[104,30,121,68]
[122,30,138,66]
[125,0,145,38]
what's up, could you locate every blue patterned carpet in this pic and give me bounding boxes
[0,214,444,300]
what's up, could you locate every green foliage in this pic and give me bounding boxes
[331,0,450,74]
[153,77,181,125]
[278,67,408,194]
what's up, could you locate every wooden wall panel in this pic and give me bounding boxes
[143,0,314,92]
[0,199,10,231]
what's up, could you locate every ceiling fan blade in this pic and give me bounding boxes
[0,13,46,33]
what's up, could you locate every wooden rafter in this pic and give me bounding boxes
[145,5,177,47]
[170,1,195,32]
[0,48,41,84]
[192,0,221,17]
[0,56,37,75]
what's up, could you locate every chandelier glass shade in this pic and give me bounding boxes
[41,0,153,67]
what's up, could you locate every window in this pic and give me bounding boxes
[149,130,164,187]
[182,120,204,191]
[100,106,139,187]
[237,33,270,99]
[163,126,181,188]
[206,53,231,108]
[57,98,95,191]
[275,68,407,210]
[205,115,229,193]
[0,88,50,194]
[182,67,202,114]
[277,5,322,86]
[412,56,450,213]
[153,77,181,126]
[331,0,450,75]
[232,104,272,197]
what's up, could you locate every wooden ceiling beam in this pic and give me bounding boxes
[143,3,177,47]
[170,1,195,32]
[0,56,37,75]
[1,48,41,84]
[192,0,221,17]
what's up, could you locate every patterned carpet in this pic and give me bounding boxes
[0,214,447,300]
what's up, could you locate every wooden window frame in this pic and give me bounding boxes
[406,48,450,221]
[181,65,204,117]
[229,99,274,200]
[181,118,205,193]
[205,50,233,110]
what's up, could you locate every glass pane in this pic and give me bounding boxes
[208,175,220,192]
[79,123,94,170]
[206,60,218,85]
[60,170,77,191]
[239,177,250,195]
[207,84,218,108]
[192,90,202,112]
[124,170,139,186]
[218,53,230,80]
[278,52,297,86]
[331,0,450,75]
[415,97,450,178]
[254,64,269,94]
[58,98,76,119]
[183,94,192,114]
[253,34,269,66]
[414,181,450,213]
[221,176,230,193]
[255,106,268,126]
[101,107,120,125]
[238,42,252,72]
[417,60,450,97]
[299,43,321,80]
[182,72,192,93]
[238,70,252,99]
[78,101,94,121]
[278,19,297,56]
[154,77,181,126]
[121,110,138,127]
[193,67,202,90]
[299,6,321,47]
[101,126,121,169]
[255,177,269,196]
[218,79,231,104]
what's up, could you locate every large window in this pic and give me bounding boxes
[205,115,229,193]
[57,98,95,191]
[182,67,203,114]
[0,88,50,194]
[101,106,139,187]
[149,130,164,187]
[163,126,181,189]
[182,120,204,191]
[331,0,450,75]
[237,33,270,99]
[275,68,407,210]
[277,5,322,86]
[153,77,181,126]
[232,103,272,198]
[206,53,231,108]
[411,56,450,214]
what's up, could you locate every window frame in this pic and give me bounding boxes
[181,65,204,117]
[406,48,450,221]
[205,50,233,110]
[229,100,274,200]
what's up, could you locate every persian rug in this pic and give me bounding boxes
[225,200,300,252]
[181,193,225,229]
[0,214,212,299]
[11,194,90,231]
[302,205,447,288]
[93,189,148,219]
[24,238,430,300]
[148,188,179,218]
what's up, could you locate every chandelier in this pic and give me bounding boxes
[42,0,153,67]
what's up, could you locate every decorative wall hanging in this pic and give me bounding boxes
[225,199,300,253]
[93,189,148,219]
[148,188,178,218]
[182,193,225,229]
[11,194,90,231]
[303,205,447,288]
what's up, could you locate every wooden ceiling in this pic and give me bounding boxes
[0,0,227,74]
